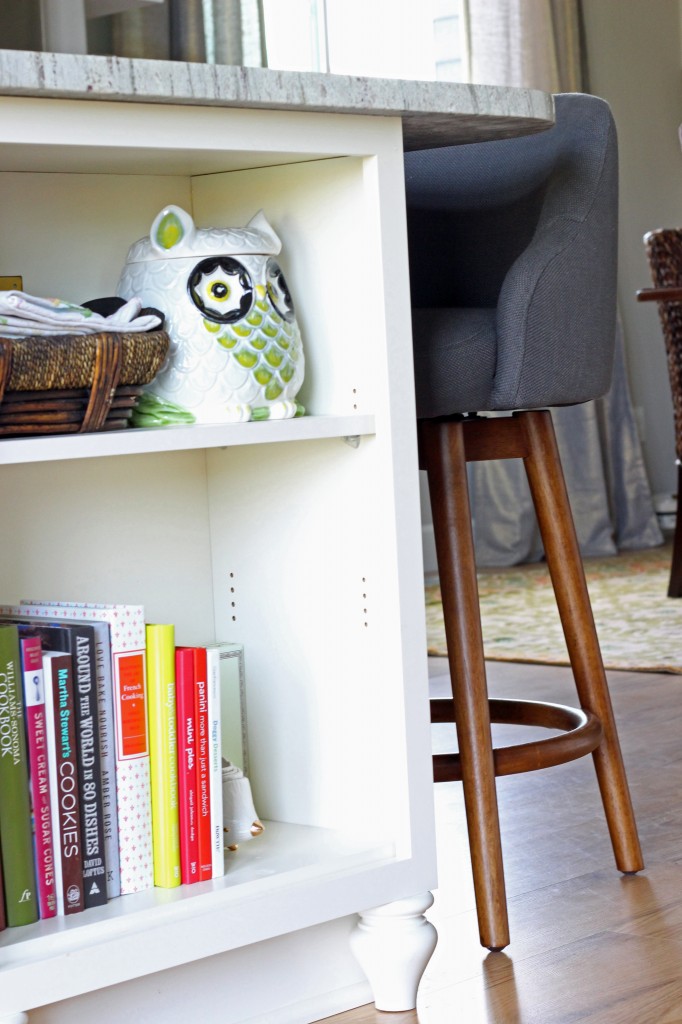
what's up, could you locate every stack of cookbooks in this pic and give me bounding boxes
[0,601,248,930]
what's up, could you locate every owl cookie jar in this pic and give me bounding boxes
[118,205,305,423]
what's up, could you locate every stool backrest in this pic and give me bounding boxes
[405,93,619,409]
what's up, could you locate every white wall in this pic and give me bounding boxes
[582,0,682,497]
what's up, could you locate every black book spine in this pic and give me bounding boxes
[70,624,108,908]
[44,650,84,915]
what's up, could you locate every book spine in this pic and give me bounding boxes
[146,624,180,888]
[193,647,212,881]
[113,646,152,893]
[43,651,84,915]
[209,642,249,776]
[91,622,120,899]
[18,602,153,894]
[71,625,107,908]
[20,634,57,920]
[205,647,224,879]
[176,647,199,885]
[0,624,38,926]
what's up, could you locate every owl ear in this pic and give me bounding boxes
[247,210,282,255]
[150,205,196,254]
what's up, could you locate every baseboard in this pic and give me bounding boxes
[241,982,374,1024]
[26,916,371,1024]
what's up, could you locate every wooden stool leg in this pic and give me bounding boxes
[422,418,510,951]
[520,410,644,873]
[667,463,682,598]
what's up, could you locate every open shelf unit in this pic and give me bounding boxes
[0,87,436,1023]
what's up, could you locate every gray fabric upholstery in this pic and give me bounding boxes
[411,308,497,417]
[405,93,618,418]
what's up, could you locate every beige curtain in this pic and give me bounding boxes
[445,0,663,565]
[467,0,585,91]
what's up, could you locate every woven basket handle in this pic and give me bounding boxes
[80,333,123,432]
[0,339,13,405]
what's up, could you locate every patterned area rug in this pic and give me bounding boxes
[425,543,682,674]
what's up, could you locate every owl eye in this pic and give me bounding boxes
[265,258,295,323]
[188,256,254,323]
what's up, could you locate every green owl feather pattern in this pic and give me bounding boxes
[207,288,302,407]
[187,254,305,421]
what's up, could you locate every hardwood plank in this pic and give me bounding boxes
[316,660,682,1024]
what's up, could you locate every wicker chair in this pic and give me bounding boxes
[637,228,682,597]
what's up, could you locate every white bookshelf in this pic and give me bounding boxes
[0,84,435,1024]
[0,57,553,1024]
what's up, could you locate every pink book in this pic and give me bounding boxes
[19,633,57,919]
[176,647,199,885]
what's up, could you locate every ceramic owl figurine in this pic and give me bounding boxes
[118,205,305,423]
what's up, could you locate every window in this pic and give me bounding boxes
[433,0,468,82]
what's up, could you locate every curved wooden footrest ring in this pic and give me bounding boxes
[432,698,603,783]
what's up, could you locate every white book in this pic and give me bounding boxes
[205,646,224,879]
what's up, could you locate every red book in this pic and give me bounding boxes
[175,648,199,885]
[19,634,57,919]
[191,647,212,881]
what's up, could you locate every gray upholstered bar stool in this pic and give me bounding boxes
[405,93,643,952]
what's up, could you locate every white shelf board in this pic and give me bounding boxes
[0,414,376,465]
[0,139,336,177]
[0,820,395,971]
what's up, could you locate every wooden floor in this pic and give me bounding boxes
[318,657,682,1024]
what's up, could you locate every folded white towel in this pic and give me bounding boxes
[0,291,161,337]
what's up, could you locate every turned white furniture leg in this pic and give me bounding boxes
[349,892,437,1011]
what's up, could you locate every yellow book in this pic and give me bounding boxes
[146,623,181,888]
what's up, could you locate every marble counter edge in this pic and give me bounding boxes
[0,50,555,148]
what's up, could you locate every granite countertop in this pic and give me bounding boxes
[0,50,554,149]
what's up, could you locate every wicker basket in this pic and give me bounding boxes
[0,330,169,436]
